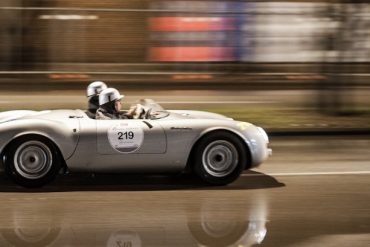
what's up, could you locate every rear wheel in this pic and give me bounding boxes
[4,136,61,188]
[194,131,248,185]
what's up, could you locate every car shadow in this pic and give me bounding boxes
[0,170,285,192]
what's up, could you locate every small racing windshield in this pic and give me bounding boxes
[136,99,169,120]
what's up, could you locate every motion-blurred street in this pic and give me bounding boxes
[0,136,369,246]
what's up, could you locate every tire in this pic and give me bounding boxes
[187,199,248,246]
[194,131,248,185]
[188,218,247,247]
[1,228,61,247]
[3,135,61,188]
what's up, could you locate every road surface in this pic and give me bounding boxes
[0,136,369,246]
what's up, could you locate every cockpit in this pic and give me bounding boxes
[86,99,170,120]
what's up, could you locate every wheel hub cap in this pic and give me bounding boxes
[202,140,239,177]
[14,141,53,180]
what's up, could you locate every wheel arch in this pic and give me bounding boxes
[1,133,67,173]
[185,128,252,172]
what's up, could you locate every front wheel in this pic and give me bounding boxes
[194,131,248,185]
[4,136,61,188]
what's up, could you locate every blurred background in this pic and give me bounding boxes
[0,2,369,245]
[0,0,369,132]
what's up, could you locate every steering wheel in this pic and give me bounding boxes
[144,108,152,120]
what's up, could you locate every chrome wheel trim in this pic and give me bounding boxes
[202,140,239,177]
[13,141,53,180]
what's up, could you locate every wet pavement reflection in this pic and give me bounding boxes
[0,167,369,246]
[0,173,277,247]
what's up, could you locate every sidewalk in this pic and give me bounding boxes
[203,106,370,136]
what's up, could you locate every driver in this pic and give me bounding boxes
[86,81,108,118]
[96,88,135,120]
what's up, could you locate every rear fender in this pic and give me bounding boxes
[0,119,79,161]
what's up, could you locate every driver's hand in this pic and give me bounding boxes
[127,105,136,115]
[129,104,145,119]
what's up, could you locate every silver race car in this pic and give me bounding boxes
[0,100,271,187]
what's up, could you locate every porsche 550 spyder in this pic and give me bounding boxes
[0,100,271,187]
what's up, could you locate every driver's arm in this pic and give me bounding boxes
[115,110,131,119]
[115,105,142,119]
[126,104,145,119]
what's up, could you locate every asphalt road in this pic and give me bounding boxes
[0,136,369,246]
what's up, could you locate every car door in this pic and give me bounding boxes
[97,119,166,155]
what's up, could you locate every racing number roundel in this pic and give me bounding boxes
[107,122,144,153]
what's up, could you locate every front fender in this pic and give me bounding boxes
[197,123,270,168]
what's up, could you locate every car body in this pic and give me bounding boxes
[0,101,271,187]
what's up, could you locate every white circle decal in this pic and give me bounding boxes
[108,122,144,153]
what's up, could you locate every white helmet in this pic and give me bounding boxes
[87,81,107,97]
[99,88,124,106]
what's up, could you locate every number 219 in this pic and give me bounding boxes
[118,131,134,140]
